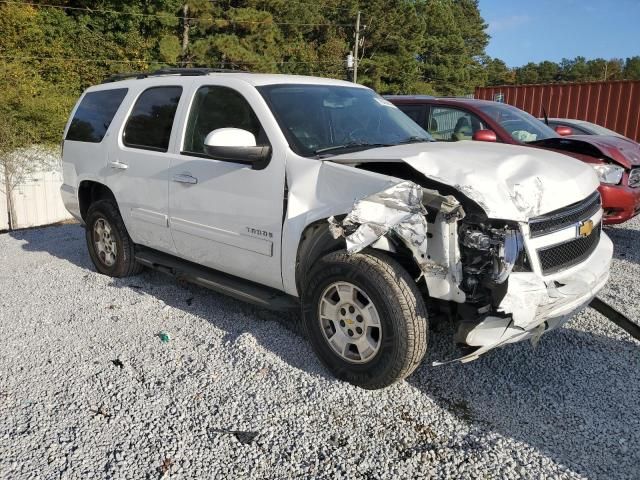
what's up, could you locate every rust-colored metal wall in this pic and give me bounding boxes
[474,80,640,142]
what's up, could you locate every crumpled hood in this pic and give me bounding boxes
[532,135,640,169]
[329,141,600,222]
[568,135,640,168]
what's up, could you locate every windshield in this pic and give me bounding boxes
[258,84,432,157]
[578,121,625,138]
[478,103,558,143]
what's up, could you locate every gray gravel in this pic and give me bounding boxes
[0,218,639,479]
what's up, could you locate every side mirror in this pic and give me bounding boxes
[204,128,271,167]
[555,125,573,136]
[472,129,497,142]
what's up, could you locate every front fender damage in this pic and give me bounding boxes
[327,180,466,300]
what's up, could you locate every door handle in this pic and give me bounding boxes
[172,173,198,184]
[108,161,128,170]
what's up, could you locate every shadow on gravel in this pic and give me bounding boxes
[107,272,335,382]
[10,223,92,269]
[11,223,331,380]
[605,226,640,264]
[409,319,640,478]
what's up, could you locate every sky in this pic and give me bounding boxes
[479,0,640,67]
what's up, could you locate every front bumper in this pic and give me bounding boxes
[443,230,613,364]
[600,183,640,225]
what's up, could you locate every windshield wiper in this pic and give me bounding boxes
[314,142,392,155]
[396,136,433,144]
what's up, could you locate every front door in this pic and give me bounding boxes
[168,84,286,290]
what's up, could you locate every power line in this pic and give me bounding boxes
[0,55,146,64]
[217,0,357,14]
[0,54,343,66]
[0,1,353,27]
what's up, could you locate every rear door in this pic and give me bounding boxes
[106,85,184,254]
[167,82,286,290]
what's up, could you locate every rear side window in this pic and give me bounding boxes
[428,106,485,141]
[66,88,128,143]
[123,86,182,152]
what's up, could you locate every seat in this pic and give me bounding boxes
[428,117,446,141]
[452,116,473,141]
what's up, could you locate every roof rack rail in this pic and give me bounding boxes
[103,67,247,83]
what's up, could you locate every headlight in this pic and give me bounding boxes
[460,224,523,284]
[492,229,522,284]
[591,164,624,185]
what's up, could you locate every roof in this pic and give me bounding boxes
[98,68,362,89]
[385,95,501,106]
[548,118,590,126]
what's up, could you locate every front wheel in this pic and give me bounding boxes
[302,250,429,389]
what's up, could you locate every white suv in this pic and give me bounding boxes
[61,69,612,389]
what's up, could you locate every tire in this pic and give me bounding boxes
[85,199,143,277]
[302,249,428,389]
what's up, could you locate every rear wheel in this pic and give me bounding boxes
[303,250,428,389]
[85,200,142,277]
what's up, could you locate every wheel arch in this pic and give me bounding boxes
[78,180,118,222]
[294,218,424,297]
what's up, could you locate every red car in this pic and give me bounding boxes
[387,96,640,224]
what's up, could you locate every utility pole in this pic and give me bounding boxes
[181,4,190,67]
[353,11,361,84]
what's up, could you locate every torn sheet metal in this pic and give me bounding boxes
[328,181,429,267]
[328,181,463,275]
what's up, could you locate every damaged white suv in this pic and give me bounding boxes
[61,69,613,389]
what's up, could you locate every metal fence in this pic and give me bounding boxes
[474,80,640,141]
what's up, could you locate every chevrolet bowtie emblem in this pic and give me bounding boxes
[577,219,594,237]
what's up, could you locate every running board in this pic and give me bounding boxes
[135,248,300,312]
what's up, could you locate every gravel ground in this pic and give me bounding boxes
[0,218,638,479]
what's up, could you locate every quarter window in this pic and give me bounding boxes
[183,86,267,155]
[66,88,128,143]
[123,86,182,152]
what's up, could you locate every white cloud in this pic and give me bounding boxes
[488,15,532,33]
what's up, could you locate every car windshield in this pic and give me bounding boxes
[258,84,433,157]
[477,103,557,143]
[577,121,625,138]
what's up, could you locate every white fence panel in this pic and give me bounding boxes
[0,185,8,231]
[10,169,72,230]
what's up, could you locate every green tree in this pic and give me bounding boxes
[357,0,425,93]
[515,62,539,85]
[451,0,489,58]
[483,57,514,86]
[624,56,640,80]
[419,0,470,95]
[536,61,560,83]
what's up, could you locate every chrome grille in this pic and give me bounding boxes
[529,192,601,238]
[629,168,640,188]
[538,224,601,275]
